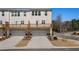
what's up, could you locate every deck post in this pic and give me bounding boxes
[50,24,53,36]
[27,21,31,33]
[5,22,10,38]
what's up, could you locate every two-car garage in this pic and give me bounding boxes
[32,29,49,36]
[10,30,26,36]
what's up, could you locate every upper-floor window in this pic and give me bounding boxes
[21,21,24,24]
[24,12,26,16]
[18,12,20,16]
[45,11,47,16]
[15,12,17,16]
[32,11,34,16]
[0,21,2,24]
[11,12,16,16]
[11,12,20,16]
[2,11,5,16]
[32,11,41,16]
[38,11,41,16]
[11,12,14,16]
[36,20,38,25]
[35,11,37,16]
[15,21,18,24]
[42,20,45,24]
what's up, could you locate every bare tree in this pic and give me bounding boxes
[56,14,62,32]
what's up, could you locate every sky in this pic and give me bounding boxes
[52,8,79,22]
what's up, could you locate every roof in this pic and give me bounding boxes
[0,8,51,12]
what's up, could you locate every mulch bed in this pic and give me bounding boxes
[15,36,31,47]
[0,36,10,41]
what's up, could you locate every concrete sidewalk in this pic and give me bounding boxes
[26,36,55,49]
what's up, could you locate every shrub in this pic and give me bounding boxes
[72,32,76,35]
[47,33,54,36]
[52,33,54,36]
[9,33,12,36]
[3,33,6,36]
[53,37,58,40]
[25,33,27,35]
[77,33,79,35]
[47,33,50,35]
[30,33,32,36]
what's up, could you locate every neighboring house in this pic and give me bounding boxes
[0,8,52,36]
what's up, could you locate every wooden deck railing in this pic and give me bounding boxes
[0,24,4,29]
[0,24,51,29]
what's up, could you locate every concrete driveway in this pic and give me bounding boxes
[26,36,55,49]
[0,36,24,49]
[0,36,56,49]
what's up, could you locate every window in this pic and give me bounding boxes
[24,12,26,16]
[18,12,20,16]
[15,12,17,16]
[36,20,38,25]
[38,11,41,16]
[11,12,20,16]
[11,12,14,16]
[15,21,18,24]
[21,21,24,24]
[2,11,5,16]
[35,11,37,16]
[32,11,34,16]
[42,20,45,24]
[32,11,41,16]
[0,21,2,24]
[45,11,47,16]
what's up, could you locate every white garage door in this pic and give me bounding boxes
[0,29,3,36]
[32,29,48,36]
[10,30,25,36]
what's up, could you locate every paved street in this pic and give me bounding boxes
[27,36,55,49]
